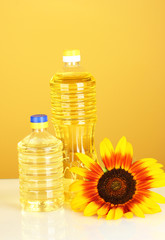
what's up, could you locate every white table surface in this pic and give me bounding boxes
[0,179,165,240]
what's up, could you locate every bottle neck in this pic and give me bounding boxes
[32,128,47,133]
[63,61,80,68]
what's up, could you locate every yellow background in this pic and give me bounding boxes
[0,0,165,178]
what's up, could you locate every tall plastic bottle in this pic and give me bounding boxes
[18,114,64,212]
[50,50,97,202]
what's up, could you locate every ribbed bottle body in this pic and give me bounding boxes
[50,72,97,202]
[18,130,64,212]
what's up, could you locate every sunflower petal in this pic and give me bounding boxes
[142,196,161,211]
[135,168,164,181]
[71,196,89,210]
[155,173,165,178]
[125,142,133,158]
[100,138,114,170]
[124,156,132,171]
[150,180,165,188]
[124,212,133,219]
[97,203,110,217]
[114,207,123,220]
[70,167,99,180]
[72,202,87,212]
[106,208,115,220]
[138,203,153,214]
[69,180,84,192]
[148,168,164,175]
[115,136,127,155]
[76,153,103,174]
[84,201,101,216]
[148,163,164,169]
[130,204,145,218]
[130,158,157,172]
[115,137,133,169]
[100,139,113,159]
[149,191,165,204]
[70,167,88,177]
[138,158,157,165]
[103,138,114,154]
[150,208,161,214]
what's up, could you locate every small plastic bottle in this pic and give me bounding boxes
[18,114,64,212]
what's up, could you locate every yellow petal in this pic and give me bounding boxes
[138,203,153,214]
[149,163,164,169]
[84,202,101,216]
[137,158,157,166]
[76,153,97,169]
[124,212,133,219]
[106,208,115,220]
[130,204,145,218]
[100,139,115,170]
[150,180,165,188]
[103,138,114,155]
[69,180,84,192]
[97,203,110,217]
[129,158,158,172]
[143,196,161,211]
[150,208,161,214]
[149,191,165,204]
[71,196,89,210]
[125,142,133,158]
[100,141,112,159]
[73,203,87,212]
[153,173,165,179]
[147,168,164,175]
[70,167,89,177]
[114,207,123,220]
[115,136,127,156]
[142,164,164,174]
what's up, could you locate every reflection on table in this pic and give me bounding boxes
[21,208,66,240]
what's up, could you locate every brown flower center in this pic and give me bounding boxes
[97,168,136,205]
[111,180,122,191]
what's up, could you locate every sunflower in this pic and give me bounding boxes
[70,137,165,220]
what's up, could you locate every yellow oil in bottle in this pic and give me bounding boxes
[18,114,64,212]
[50,50,97,203]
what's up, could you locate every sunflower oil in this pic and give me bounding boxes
[18,114,64,212]
[50,50,97,203]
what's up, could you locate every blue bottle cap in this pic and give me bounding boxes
[30,114,48,123]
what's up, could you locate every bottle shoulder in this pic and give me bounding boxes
[50,71,95,85]
[18,130,62,152]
